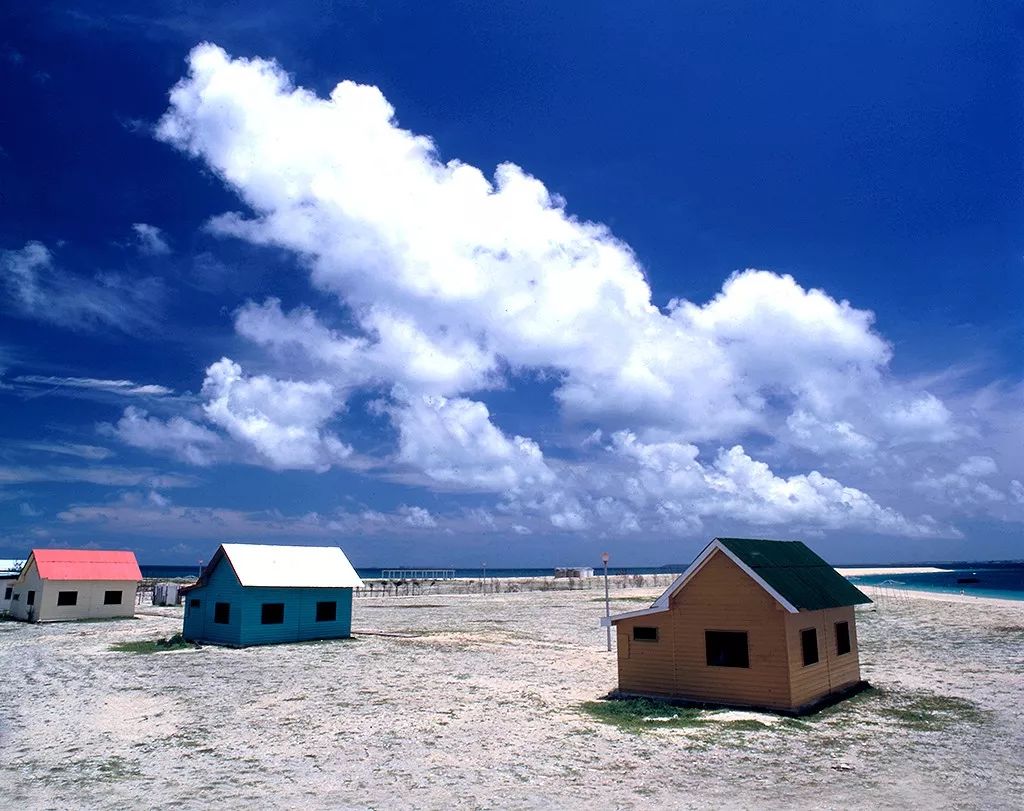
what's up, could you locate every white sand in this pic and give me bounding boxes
[836,566,950,576]
[2,586,1022,809]
[859,585,1017,607]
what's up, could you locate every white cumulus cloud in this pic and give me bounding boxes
[201,357,353,471]
[107,406,224,466]
[142,44,977,538]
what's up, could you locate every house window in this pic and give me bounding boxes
[11,593,19,601]
[261,603,285,625]
[801,628,819,666]
[632,626,658,642]
[214,602,230,624]
[57,591,78,606]
[3,587,11,600]
[835,621,851,655]
[705,631,749,668]
[315,601,337,622]
[189,598,201,609]
[103,590,123,605]
[27,590,35,605]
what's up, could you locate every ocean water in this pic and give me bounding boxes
[844,562,1024,602]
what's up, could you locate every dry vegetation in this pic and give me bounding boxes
[1,586,1021,809]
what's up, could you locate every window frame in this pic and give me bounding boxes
[315,601,337,622]
[835,621,852,656]
[632,626,658,642]
[214,602,231,624]
[189,598,201,609]
[704,630,750,668]
[3,586,11,600]
[261,602,285,625]
[56,590,78,607]
[801,627,819,667]
[103,590,123,606]
[27,590,35,605]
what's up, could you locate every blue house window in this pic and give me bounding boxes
[261,603,285,624]
[190,598,200,609]
[315,601,337,622]
[214,602,230,624]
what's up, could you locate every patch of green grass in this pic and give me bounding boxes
[589,596,655,604]
[810,685,882,722]
[879,691,989,731]
[804,686,989,732]
[579,698,705,733]
[110,633,198,654]
[722,719,772,732]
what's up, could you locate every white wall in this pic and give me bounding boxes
[0,576,16,614]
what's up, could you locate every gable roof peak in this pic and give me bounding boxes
[203,542,363,589]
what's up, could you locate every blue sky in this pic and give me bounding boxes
[1,1,1021,566]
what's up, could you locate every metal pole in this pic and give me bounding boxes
[602,552,611,652]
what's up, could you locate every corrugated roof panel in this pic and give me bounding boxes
[32,549,142,581]
[220,543,364,589]
[716,537,872,611]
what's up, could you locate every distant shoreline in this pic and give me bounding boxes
[834,566,950,576]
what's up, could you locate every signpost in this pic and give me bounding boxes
[602,551,611,652]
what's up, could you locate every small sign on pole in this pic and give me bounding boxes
[601,551,611,652]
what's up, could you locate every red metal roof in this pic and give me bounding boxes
[32,549,142,581]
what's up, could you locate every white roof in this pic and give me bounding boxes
[0,559,25,575]
[221,543,363,589]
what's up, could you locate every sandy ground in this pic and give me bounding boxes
[1,586,1022,810]
[835,567,950,576]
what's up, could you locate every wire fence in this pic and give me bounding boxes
[354,572,679,597]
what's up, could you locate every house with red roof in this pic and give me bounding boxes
[7,549,143,622]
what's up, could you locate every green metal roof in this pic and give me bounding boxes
[715,537,872,611]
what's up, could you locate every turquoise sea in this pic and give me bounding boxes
[843,562,1024,602]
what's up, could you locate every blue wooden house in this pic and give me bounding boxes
[181,543,364,647]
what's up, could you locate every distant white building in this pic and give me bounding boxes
[1,559,25,615]
[8,549,142,622]
[554,566,595,578]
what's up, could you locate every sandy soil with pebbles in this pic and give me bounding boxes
[1,585,1022,810]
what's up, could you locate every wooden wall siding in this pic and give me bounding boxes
[615,551,794,709]
[784,605,861,708]
[236,586,353,646]
[615,620,677,697]
[182,560,242,645]
[182,561,354,647]
[671,551,792,708]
